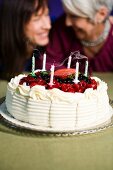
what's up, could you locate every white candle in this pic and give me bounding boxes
[42,53,46,71]
[67,55,72,68]
[84,60,88,77]
[49,64,55,86]
[73,61,80,84]
[32,54,35,74]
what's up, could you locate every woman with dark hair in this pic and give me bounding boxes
[0,0,51,80]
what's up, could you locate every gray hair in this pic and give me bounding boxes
[62,0,113,20]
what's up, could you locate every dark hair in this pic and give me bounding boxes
[0,0,47,80]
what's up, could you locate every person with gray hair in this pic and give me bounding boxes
[62,0,113,21]
[61,0,112,46]
[36,0,113,72]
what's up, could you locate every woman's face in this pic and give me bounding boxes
[65,14,96,41]
[24,6,51,47]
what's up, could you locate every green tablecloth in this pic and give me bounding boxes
[0,73,113,170]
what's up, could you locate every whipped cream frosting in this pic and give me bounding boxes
[5,74,112,131]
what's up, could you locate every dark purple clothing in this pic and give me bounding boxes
[36,15,113,72]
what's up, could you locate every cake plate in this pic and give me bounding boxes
[0,98,113,136]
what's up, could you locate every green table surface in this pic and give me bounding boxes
[0,73,113,170]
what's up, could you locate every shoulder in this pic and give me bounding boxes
[102,24,113,52]
[108,24,113,42]
[52,14,66,28]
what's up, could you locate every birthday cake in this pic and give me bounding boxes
[5,68,113,131]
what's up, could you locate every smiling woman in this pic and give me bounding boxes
[24,2,51,47]
[0,0,51,80]
[36,0,113,73]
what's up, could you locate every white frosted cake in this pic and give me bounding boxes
[5,69,113,131]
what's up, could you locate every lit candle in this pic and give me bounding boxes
[42,53,46,71]
[67,55,72,68]
[32,54,35,75]
[73,61,80,84]
[49,64,55,86]
[84,60,88,77]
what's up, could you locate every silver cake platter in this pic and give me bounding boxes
[0,97,113,136]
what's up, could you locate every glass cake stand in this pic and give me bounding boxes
[0,97,113,136]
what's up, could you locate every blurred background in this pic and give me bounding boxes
[48,0,64,22]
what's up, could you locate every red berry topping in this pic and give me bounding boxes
[79,80,87,88]
[73,83,80,92]
[30,82,38,88]
[67,87,75,93]
[61,83,72,92]
[19,70,98,93]
[47,80,61,89]
[87,78,97,90]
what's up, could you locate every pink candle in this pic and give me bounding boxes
[49,64,55,86]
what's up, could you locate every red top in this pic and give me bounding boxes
[36,15,113,73]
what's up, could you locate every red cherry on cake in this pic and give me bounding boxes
[90,79,97,89]
[87,78,97,90]
[87,83,95,89]
[47,85,54,89]
[53,80,61,88]
[30,79,46,88]
[54,68,75,78]
[19,77,28,85]
[73,83,80,92]
[37,79,46,86]
[78,86,85,93]
[91,83,97,90]
[61,83,69,92]
[30,82,38,88]
[67,87,75,93]
[60,83,73,92]
[27,75,36,82]
[47,80,61,89]
[79,80,87,88]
